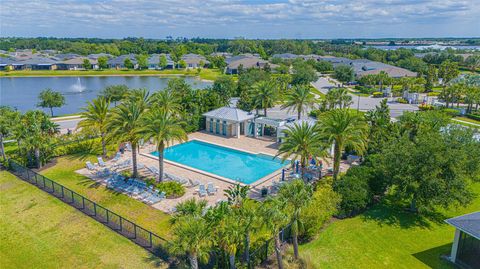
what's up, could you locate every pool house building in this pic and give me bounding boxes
[203,107,255,138]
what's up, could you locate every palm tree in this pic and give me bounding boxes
[281,85,317,120]
[151,89,181,114]
[278,180,313,260]
[235,199,261,265]
[141,108,187,182]
[78,97,110,157]
[216,214,243,269]
[0,106,20,161]
[318,109,368,181]
[261,197,288,269]
[277,122,328,178]
[107,99,146,178]
[251,80,277,116]
[171,215,211,269]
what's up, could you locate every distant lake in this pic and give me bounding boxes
[0,76,212,115]
[369,45,480,51]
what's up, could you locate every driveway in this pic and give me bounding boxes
[311,77,418,118]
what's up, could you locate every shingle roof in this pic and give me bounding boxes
[148,54,174,65]
[181,53,209,65]
[108,54,137,65]
[357,66,417,78]
[61,57,98,65]
[203,107,255,122]
[445,211,480,239]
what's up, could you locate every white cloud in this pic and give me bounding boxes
[1,0,479,38]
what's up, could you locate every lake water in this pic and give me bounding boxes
[369,45,480,51]
[0,76,212,115]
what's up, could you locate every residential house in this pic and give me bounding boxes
[0,57,14,70]
[87,53,114,60]
[54,53,81,60]
[147,54,175,69]
[13,57,59,70]
[226,54,277,74]
[271,53,302,60]
[108,54,138,69]
[56,57,99,70]
[180,53,209,69]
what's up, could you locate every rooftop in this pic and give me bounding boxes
[203,106,255,122]
[445,211,480,239]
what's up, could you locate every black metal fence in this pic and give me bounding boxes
[6,158,295,268]
[7,159,169,259]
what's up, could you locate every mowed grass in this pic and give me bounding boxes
[39,156,172,239]
[0,68,221,81]
[0,170,166,269]
[298,182,480,269]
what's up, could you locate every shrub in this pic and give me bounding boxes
[372,92,383,98]
[120,170,133,178]
[155,181,185,198]
[300,184,340,239]
[334,167,372,217]
[397,97,408,104]
[442,108,461,117]
[427,91,440,96]
[466,113,480,121]
[419,103,434,111]
[355,85,375,94]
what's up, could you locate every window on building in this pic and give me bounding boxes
[209,118,213,133]
[222,121,227,136]
[216,119,220,134]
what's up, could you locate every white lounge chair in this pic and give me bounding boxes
[112,152,121,162]
[97,157,107,167]
[86,161,96,171]
[207,182,218,195]
[197,184,207,197]
[125,143,132,151]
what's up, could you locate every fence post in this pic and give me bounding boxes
[133,225,137,239]
[71,191,74,204]
[42,177,46,189]
[61,185,64,198]
[149,232,153,248]
[106,210,109,224]
[82,197,85,210]
[120,217,122,231]
[93,203,97,216]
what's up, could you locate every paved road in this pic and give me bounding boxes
[311,77,418,118]
[52,117,82,134]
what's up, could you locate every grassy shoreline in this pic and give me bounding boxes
[0,68,221,81]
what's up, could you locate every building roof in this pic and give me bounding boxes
[445,211,480,239]
[148,54,174,65]
[357,66,417,78]
[15,57,58,65]
[0,57,14,65]
[181,53,209,65]
[61,57,98,65]
[88,53,114,60]
[272,53,301,59]
[227,56,271,69]
[203,107,255,122]
[55,53,81,60]
[108,54,137,65]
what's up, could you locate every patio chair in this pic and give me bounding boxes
[125,143,132,151]
[188,179,200,188]
[86,161,96,171]
[207,182,218,195]
[197,184,207,197]
[97,157,108,167]
[112,152,121,162]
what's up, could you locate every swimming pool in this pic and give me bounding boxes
[150,140,287,184]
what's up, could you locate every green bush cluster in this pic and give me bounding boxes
[466,113,480,121]
[397,98,408,104]
[155,181,186,198]
[442,108,461,117]
[354,85,375,94]
[372,92,383,98]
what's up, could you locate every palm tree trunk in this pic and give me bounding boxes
[0,134,6,161]
[35,147,41,169]
[292,228,299,260]
[297,109,301,120]
[244,232,250,265]
[50,107,54,117]
[189,253,199,269]
[158,142,165,182]
[274,233,284,269]
[101,132,107,157]
[131,142,138,178]
[229,253,236,269]
[333,142,341,181]
[264,107,267,117]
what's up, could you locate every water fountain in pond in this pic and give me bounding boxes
[70,77,86,93]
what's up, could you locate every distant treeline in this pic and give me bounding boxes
[1,38,478,72]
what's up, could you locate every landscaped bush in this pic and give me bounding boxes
[155,181,185,198]
[334,167,373,217]
[397,97,408,104]
[300,183,340,239]
[418,103,434,111]
[466,113,480,121]
[427,91,440,96]
[372,92,383,98]
[442,108,461,117]
[354,85,375,94]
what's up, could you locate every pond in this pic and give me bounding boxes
[0,76,212,115]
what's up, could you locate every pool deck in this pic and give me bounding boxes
[76,131,351,213]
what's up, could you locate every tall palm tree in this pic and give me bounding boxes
[171,215,211,269]
[78,97,110,157]
[216,214,243,269]
[0,106,20,161]
[141,108,187,182]
[251,80,277,116]
[235,198,261,265]
[277,122,328,178]
[318,109,368,181]
[107,99,146,178]
[281,85,317,120]
[151,89,181,114]
[261,197,288,269]
[278,180,313,260]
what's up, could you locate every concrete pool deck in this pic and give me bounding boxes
[77,131,351,213]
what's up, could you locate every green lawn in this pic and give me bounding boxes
[39,156,172,239]
[298,182,480,269]
[454,116,480,125]
[0,170,166,269]
[0,68,221,81]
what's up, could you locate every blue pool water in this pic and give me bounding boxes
[150,140,287,184]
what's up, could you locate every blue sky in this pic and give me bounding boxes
[1,0,479,38]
